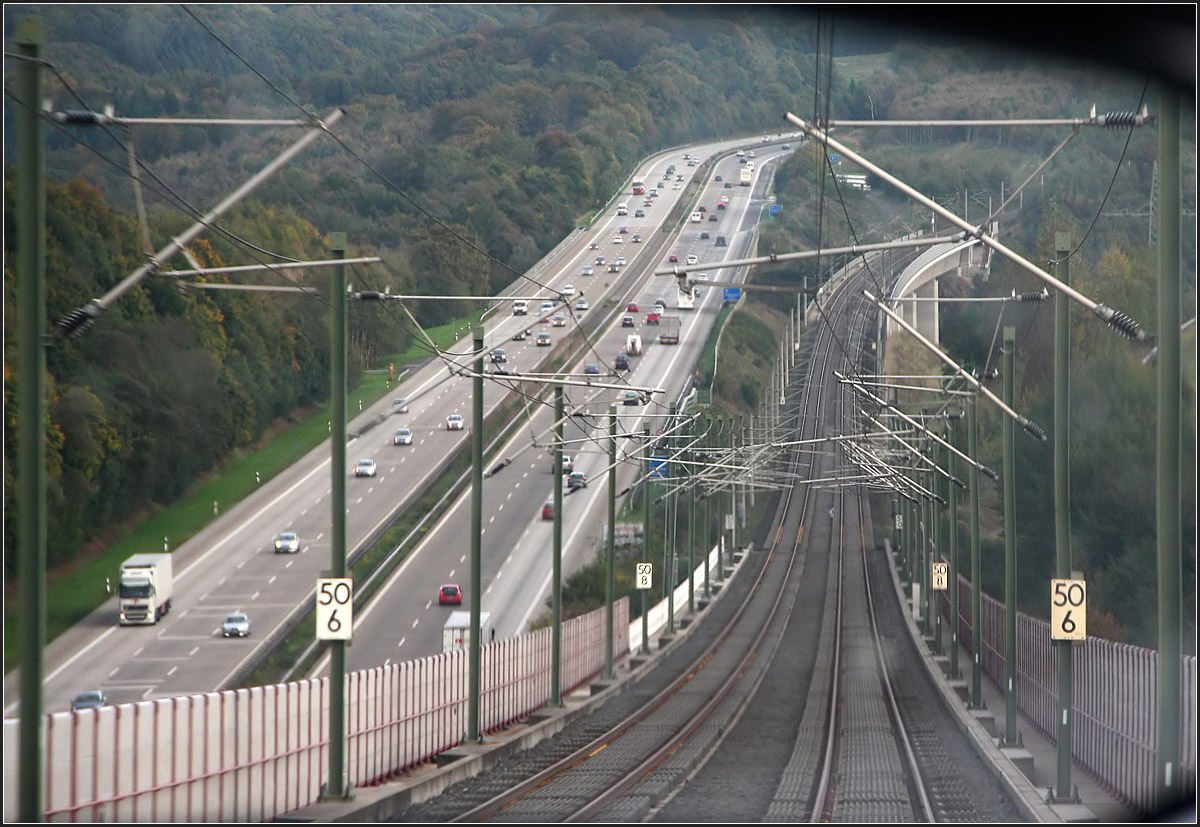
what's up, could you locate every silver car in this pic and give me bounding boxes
[273,531,300,553]
[222,613,251,638]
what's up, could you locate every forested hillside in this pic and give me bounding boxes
[4,4,834,576]
[4,6,1194,646]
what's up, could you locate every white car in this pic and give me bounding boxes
[575,298,589,311]
[274,531,300,554]
[686,254,698,265]
[581,265,594,276]
[391,397,409,413]
[562,284,576,296]
[552,454,574,474]
[355,459,377,477]
[393,428,413,445]
[611,236,623,244]
[446,414,465,431]
[222,613,251,638]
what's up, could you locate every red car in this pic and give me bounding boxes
[668,255,679,263]
[646,312,661,325]
[627,302,639,312]
[439,584,462,606]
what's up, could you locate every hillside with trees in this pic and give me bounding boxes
[4,6,1193,647]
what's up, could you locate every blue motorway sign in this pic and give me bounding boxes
[649,457,669,479]
[769,205,782,217]
[723,287,742,303]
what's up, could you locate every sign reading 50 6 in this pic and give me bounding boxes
[1050,578,1087,641]
[316,578,354,641]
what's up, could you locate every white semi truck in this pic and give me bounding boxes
[118,553,174,625]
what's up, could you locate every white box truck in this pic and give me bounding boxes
[512,299,528,315]
[118,553,173,625]
[442,611,492,652]
[626,333,643,356]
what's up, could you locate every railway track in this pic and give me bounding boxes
[393,254,1025,824]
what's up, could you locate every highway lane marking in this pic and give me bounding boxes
[142,637,213,642]
[411,618,419,628]
[130,654,194,660]
[167,667,177,677]
[189,647,200,656]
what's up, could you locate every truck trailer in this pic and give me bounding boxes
[626,334,643,356]
[659,316,681,344]
[442,611,493,653]
[118,553,174,625]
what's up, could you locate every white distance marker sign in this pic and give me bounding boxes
[636,563,653,590]
[1050,578,1087,641]
[931,561,948,591]
[316,577,354,641]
